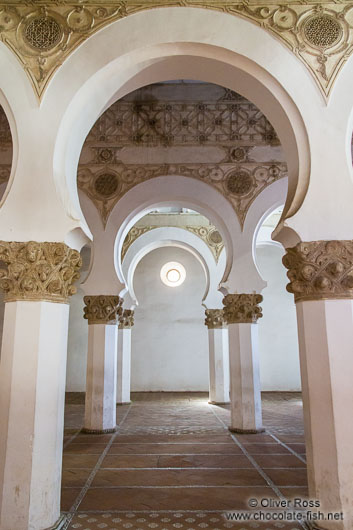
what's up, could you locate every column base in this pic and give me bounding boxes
[228,426,265,434]
[208,400,230,405]
[46,514,67,530]
[81,426,117,434]
[117,401,131,405]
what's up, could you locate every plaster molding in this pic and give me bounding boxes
[283,240,353,302]
[118,308,134,328]
[0,2,352,99]
[0,241,81,303]
[83,294,123,324]
[223,293,263,324]
[122,224,224,263]
[205,308,227,329]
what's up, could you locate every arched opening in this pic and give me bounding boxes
[62,75,307,524]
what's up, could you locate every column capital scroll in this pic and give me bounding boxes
[119,309,135,329]
[223,293,263,324]
[205,308,227,329]
[83,295,123,324]
[0,241,81,303]
[282,240,353,303]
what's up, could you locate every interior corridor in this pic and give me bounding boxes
[62,393,306,530]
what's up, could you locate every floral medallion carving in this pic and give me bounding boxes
[83,294,123,324]
[119,309,134,328]
[283,240,353,302]
[223,293,263,324]
[0,241,81,303]
[0,2,353,99]
[205,309,227,329]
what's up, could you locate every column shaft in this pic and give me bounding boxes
[296,299,353,530]
[117,327,132,404]
[0,301,69,530]
[228,322,263,433]
[208,327,230,404]
[84,324,118,432]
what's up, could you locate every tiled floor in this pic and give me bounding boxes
[62,393,307,530]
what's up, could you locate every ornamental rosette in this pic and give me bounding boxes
[204,309,226,329]
[0,241,81,303]
[223,293,263,324]
[282,240,353,302]
[83,295,123,324]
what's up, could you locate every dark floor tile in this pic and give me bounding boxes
[61,468,92,487]
[64,443,107,454]
[245,444,292,455]
[79,486,274,511]
[264,468,308,486]
[108,443,242,455]
[251,454,306,469]
[91,468,266,487]
[61,488,81,511]
[62,454,101,468]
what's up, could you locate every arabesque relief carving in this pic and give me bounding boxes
[122,224,224,263]
[0,241,81,303]
[205,308,227,329]
[83,294,123,324]
[283,240,353,302]
[1,2,353,99]
[78,92,287,229]
[223,293,263,324]
[119,309,135,328]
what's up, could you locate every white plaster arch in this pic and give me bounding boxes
[47,6,314,244]
[122,226,226,308]
[107,176,237,289]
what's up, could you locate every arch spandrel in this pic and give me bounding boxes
[0,2,353,100]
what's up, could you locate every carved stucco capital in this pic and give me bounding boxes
[119,309,135,329]
[0,241,81,303]
[223,293,263,324]
[83,295,123,324]
[283,240,353,303]
[205,309,227,329]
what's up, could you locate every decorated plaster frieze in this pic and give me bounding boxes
[78,161,287,228]
[0,241,81,303]
[86,97,279,147]
[223,293,263,324]
[83,294,123,324]
[0,2,352,99]
[282,240,353,302]
[78,92,286,228]
[119,309,134,328]
[121,223,224,263]
[205,308,227,329]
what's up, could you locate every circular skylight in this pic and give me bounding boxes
[160,262,186,287]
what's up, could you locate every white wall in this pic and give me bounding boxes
[131,246,209,391]
[256,243,301,391]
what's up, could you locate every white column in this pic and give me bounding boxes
[83,295,121,433]
[282,239,353,529]
[296,299,353,530]
[116,326,132,405]
[228,322,263,433]
[0,301,69,530]
[84,324,118,433]
[223,293,264,434]
[208,327,230,404]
